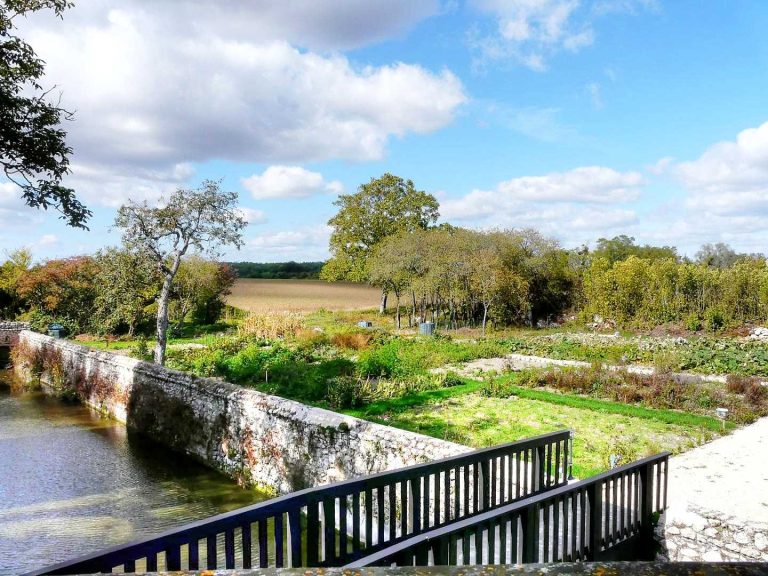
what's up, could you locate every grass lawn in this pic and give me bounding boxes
[345,380,723,479]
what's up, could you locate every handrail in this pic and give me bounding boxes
[27,430,572,575]
[347,451,670,567]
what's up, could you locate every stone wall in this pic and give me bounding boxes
[13,330,468,494]
[0,321,29,347]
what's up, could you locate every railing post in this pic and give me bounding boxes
[409,478,421,534]
[479,460,490,511]
[521,503,539,563]
[588,481,602,560]
[639,462,655,548]
[535,446,546,491]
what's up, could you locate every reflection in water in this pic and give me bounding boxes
[0,370,269,574]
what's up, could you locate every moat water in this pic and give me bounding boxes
[0,369,270,574]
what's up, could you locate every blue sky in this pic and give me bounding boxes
[3,0,768,262]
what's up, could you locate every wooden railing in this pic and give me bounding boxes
[26,430,571,575]
[346,452,669,567]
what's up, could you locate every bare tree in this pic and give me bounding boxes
[115,180,245,364]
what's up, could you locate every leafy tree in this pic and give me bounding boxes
[16,256,97,333]
[92,248,158,337]
[115,181,245,365]
[170,256,236,328]
[321,173,438,313]
[0,247,31,317]
[695,242,739,269]
[1,0,90,227]
[593,235,677,265]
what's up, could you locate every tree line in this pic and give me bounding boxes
[0,248,235,338]
[322,174,768,332]
[228,261,323,279]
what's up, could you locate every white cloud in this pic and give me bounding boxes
[441,166,642,245]
[470,0,654,71]
[242,166,343,200]
[35,234,59,247]
[236,208,268,226]
[21,2,465,208]
[677,121,768,216]
[242,226,332,262]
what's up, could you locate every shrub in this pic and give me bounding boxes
[683,313,702,332]
[704,307,725,332]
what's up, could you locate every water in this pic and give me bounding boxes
[0,370,270,575]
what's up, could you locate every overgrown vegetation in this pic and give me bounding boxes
[482,366,766,424]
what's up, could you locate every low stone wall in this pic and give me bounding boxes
[0,321,29,347]
[13,330,468,494]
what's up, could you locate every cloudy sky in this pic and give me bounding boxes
[3,0,768,262]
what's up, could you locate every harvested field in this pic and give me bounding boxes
[226,279,380,313]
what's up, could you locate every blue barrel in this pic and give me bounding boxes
[419,322,435,336]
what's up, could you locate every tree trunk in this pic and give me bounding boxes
[154,276,173,365]
[379,289,388,314]
[410,291,417,328]
[154,255,184,365]
[395,294,401,329]
[482,303,489,336]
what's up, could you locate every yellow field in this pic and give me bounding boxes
[226,279,380,313]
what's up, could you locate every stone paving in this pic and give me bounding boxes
[659,416,768,561]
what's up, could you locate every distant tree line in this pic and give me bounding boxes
[229,261,324,279]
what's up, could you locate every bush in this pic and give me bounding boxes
[704,307,726,332]
[683,313,702,332]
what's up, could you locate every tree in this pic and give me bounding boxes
[695,242,739,269]
[92,248,159,337]
[115,181,245,365]
[321,173,438,313]
[593,235,677,265]
[16,256,97,333]
[1,0,90,227]
[170,256,236,329]
[0,247,31,317]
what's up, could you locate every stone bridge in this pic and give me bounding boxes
[0,321,29,348]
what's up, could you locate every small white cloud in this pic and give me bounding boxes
[470,0,655,71]
[242,166,344,200]
[586,82,603,109]
[35,234,59,247]
[236,207,267,225]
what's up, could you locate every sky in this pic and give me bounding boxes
[2,0,768,263]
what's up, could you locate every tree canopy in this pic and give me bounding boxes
[321,173,439,284]
[1,0,90,227]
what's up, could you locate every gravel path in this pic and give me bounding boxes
[667,416,768,524]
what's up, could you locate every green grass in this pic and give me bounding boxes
[348,389,720,478]
[485,380,734,432]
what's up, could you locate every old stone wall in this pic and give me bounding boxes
[0,321,29,347]
[13,330,468,494]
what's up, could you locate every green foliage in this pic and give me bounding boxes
[487,365,766,424]
[0,0,91,227]
[592,235,678,265]
[583,255,768,329]
[322,173,439,284]
[356,337,508,378]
